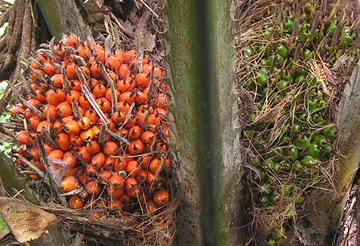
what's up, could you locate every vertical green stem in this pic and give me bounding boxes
[168,0,245,244]
[167,1,203,244]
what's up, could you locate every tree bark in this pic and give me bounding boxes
[168,0,245,244]
[36,0,92,39]
[167,2,202,243]
[0,153,40,204]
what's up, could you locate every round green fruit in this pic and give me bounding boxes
[256,72,267,86]
[303,155,318,167]
[277,44,288,59]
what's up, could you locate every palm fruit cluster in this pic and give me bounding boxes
[11,34,172,214]
[240,1,358,244]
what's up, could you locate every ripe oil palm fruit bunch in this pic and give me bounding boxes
[238,0,358,244]
[10,34,172,215]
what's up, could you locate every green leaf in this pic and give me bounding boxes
[0,216,10,239]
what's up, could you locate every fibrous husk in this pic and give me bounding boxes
[41,199,177,245]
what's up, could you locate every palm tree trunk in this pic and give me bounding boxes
[168,0,246,244]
